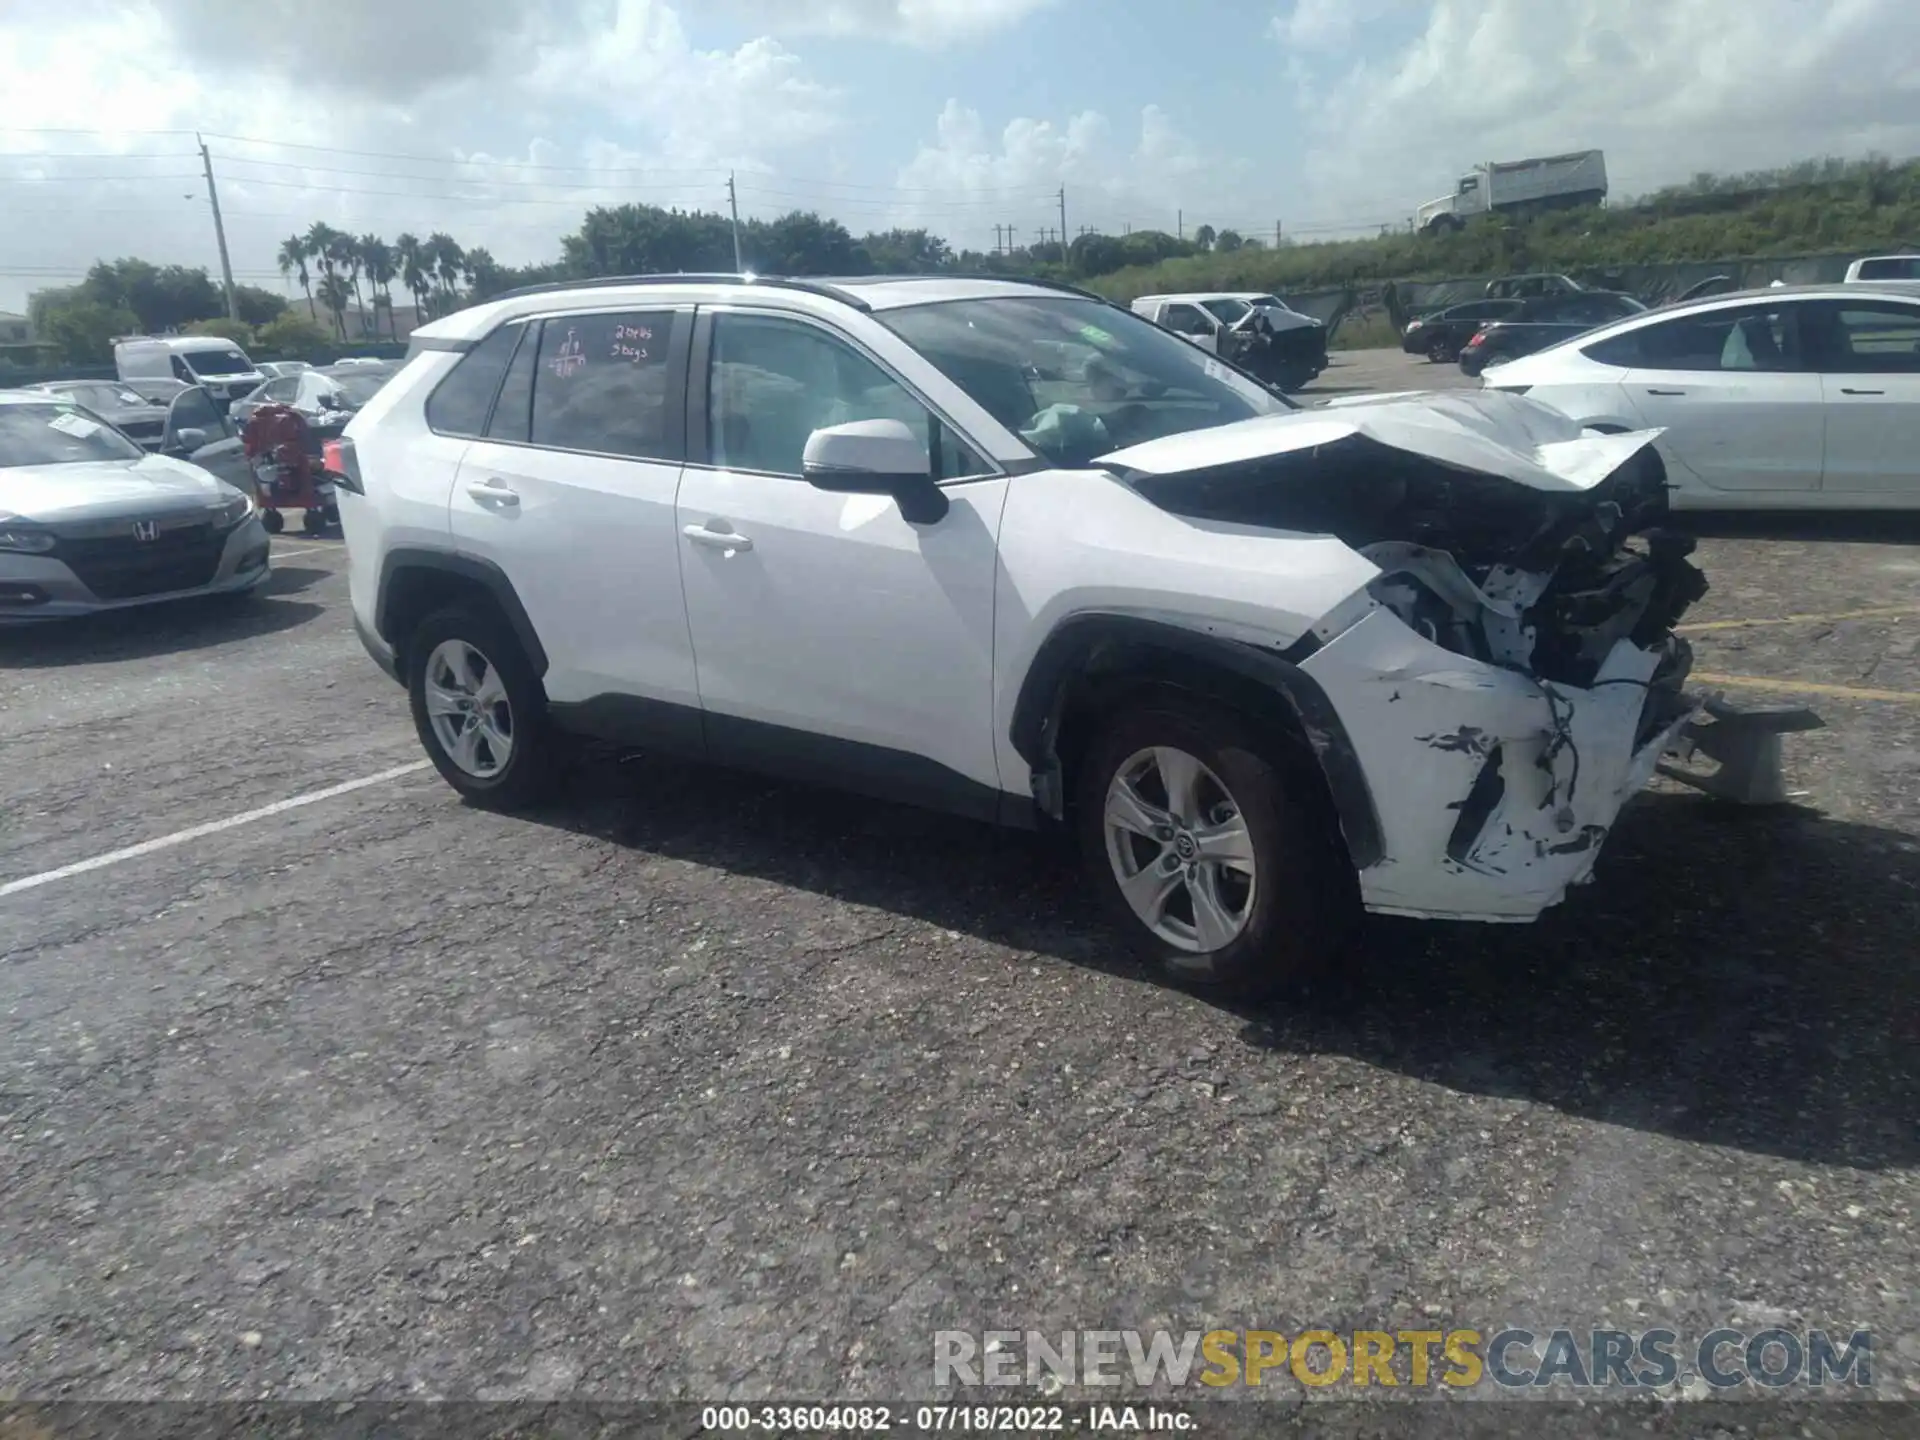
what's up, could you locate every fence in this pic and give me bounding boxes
[1288,251,1872,345]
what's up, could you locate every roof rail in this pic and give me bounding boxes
[930,271,1117,304]
[487,272,874,311]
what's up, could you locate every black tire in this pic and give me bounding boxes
[1074,693,1356,999]
[405,604,559,811]
[1426,337,1456,364]
[1459,352,1486,378]
[260,508,284,534]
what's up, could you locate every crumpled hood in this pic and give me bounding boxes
[0,454,232,523]
[1100,388,1663,494]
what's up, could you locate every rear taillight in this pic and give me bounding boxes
[323,437,364,494]
[1466,329,1490,347]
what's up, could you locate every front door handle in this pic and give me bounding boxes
[1841,387,1885,396]
[466,479,519,506]
[1645,388,1687,396]
[683,522,753,553]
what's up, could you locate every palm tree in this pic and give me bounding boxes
[343,237,369,338]
[315,271,351,340]
[277,236,315,321]
[361,236,397,339]
[396,233,429,323]
[426,232,466,313]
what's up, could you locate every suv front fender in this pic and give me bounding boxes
[1008,613,1384,870]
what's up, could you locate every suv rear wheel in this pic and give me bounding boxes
[1075,695,1352,998]
[406,605,558,810]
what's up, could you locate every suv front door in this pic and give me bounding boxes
[673,307,1009,815]
[448,307,701,719]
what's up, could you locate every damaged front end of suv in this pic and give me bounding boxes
[1102,391,1812,922]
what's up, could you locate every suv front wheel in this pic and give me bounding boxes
[406,605,558,810]
[1076,695,1353,998]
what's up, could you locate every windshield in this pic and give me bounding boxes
[1858,258,1920,280]
[324,369,396,406]
[878,296,1289,467]
[0,403,145,467]
[1248,296,1296,315]
[1200,298,1252,324]
[63,383,152,410]
[184,349,253,377]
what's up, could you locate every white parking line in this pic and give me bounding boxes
[0,761,431,900]
[270,542,345,559]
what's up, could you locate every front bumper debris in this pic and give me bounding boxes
[1656,695,1825,805]
[1297,608,1820,923]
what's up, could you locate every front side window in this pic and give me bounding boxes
[0,403,144,467]
[1583,305,1802,372]
[706,312,982,480]
[530,310,675,459]
[879,295,1289,467]
[1160,303,1213,337]
[1200,298,1251,325]
[167,387,229,440]
[1807,302,1920,374]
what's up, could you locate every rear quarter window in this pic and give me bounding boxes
[424,325,521,437]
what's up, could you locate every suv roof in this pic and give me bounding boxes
[421,272,1113,347]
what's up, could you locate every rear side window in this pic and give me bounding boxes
[529,310,675,459]
[1856,258,1920,280]
[1584,305,1801,372]
[487,324,538,444]
[424,324,520,437]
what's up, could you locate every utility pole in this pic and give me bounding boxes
[1177,209,1183,241]
[1276,219,1284,248]
[727,173,744,272]
[1058,186,1069,268]
[197,134,239,322]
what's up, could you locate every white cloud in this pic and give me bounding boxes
[715,0,1058,45]
[889,101,1245,251]
[0,0,846,311]
[1286,0,1920,226]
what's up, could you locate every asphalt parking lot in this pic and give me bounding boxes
[1,349,1916,1412]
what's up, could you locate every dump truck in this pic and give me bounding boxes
[1418,150,1608,235]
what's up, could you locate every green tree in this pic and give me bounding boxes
[1214,229,1245,253]
[315,270,352,340]
[255,311,331,355]
[425,232,466,312]
[185,317,255,345]
[859,228,953,272]
[233,285,289,328]
[39,298,140,364]
[1194,224,1217,251]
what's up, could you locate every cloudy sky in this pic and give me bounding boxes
[2,0,1917,313]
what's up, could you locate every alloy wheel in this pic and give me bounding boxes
[423,638,514,778]
[1102,745,1257,953]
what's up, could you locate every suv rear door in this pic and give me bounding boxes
[447,306,701,716]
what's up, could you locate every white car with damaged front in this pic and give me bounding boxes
[337,274,1803,997]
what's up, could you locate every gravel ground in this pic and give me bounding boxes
[0,353,1915,1421]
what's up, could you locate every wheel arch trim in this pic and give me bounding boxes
[374,548,549,679]
[1009,612,1385,870]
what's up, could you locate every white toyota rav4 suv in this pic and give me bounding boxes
[336,273,1756,995]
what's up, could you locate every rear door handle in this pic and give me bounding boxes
[1841,387,1885,396]
[683,522,753,552]
[1645,388,1687,396]
[466,478,519,506]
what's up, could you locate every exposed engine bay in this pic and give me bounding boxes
[1123,433,1707,692]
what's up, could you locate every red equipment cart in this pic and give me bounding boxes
[240,402,342,535]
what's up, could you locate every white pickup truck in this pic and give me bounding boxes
[1130,292,1327,391]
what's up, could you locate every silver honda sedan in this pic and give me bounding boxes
[0,389,271,623]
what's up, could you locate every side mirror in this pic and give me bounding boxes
[172,427,208,451]
[802,419,949,525]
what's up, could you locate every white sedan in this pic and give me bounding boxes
[1478,281,1920,509]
